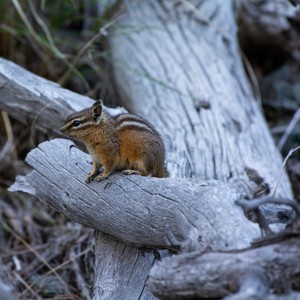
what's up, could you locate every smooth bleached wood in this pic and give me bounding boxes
[93,231,157,300]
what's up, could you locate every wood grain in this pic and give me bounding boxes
[25,138,260,251]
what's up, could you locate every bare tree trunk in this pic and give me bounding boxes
[104,0,294,298]
[109,0,292,198]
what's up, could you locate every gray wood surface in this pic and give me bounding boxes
[105,1,294,298]
[109,0,292,198]
[0,57,123,135]
[93,231,156,300]
[0,57,91,135]
[148,237,300,299]
[25,138,260,251]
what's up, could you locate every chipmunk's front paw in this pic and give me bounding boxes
[85,169,101,183]
[85,174,95,183]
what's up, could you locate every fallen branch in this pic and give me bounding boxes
[148,237,300,299]
[237,197,300,215]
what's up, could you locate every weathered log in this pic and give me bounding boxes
[0,57,90,135]
[109,0,292,198]
[23,138,260,252]
[0,57,123,136]
[93,231,160,300]
[148,237,300,299]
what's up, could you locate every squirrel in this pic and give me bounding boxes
[60,100,169,183]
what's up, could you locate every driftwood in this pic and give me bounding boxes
[148,194,300,298]
[2,0,299,299]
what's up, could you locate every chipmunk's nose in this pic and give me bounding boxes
[59,125,66,134]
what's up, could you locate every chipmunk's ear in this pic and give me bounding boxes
[92,100,103,123]
[92,100,103,107]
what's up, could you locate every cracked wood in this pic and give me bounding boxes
[25,138,260,251]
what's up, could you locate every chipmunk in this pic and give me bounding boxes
[60,100,168,183]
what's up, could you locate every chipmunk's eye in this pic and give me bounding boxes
[72,120,81,127]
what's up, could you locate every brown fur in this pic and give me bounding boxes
[60,101,168,182]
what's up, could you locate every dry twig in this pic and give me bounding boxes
[272,145,300,197]
[278,108,300,151]
[237,196,300,215]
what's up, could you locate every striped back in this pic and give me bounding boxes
[114,113,161,139]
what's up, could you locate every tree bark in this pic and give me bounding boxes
[22,138,259,252]
[148,237,300,299]
[109,0,292,200]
